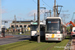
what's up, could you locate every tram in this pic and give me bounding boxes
[30,21,45,40]
[45,17,67,41]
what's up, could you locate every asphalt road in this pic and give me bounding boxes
[0,35,30,45]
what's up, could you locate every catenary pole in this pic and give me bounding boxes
[37,0,40,43]
[54,0,56,17]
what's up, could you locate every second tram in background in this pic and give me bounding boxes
[30,21,45,40]
[45,17,67,41]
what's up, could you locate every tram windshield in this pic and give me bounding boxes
[46,19,61,32]
[31,25,38,31]
[31,25,45,31]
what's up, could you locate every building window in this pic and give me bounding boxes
[28,25,30,27]
[20,25,22,28]
[11,25,14,28]
[24,25,26,27]
[16,25,18,28]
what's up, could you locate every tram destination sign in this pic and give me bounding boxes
[33,22,37,24]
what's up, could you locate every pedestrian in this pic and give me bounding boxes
[2,28,5,37]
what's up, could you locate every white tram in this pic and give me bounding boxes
[45,17,67,41]
[30,21,45,40]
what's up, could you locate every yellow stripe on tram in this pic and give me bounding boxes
[51,34,54,38]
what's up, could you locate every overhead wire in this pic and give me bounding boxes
[42,0,53,9]
[32,0,54,17]
[42,0,54,13]
[32,0,45,18]
[32,0,37,4]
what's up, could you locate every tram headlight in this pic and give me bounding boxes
[57,31,60,34]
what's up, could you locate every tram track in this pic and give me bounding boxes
[47,43,57,50]
[34,41,58,50]
[35,43,49,50]
[6,41,35,50]
[0,39,69,50]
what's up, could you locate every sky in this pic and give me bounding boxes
[1,0,75,27]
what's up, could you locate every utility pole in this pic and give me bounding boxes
[14,15,16,34]
[49,10,51,17]
[54,0,56,17]
[37,0,40,43]
[34,13,36,22]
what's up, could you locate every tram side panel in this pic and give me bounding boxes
[30,25,45,40]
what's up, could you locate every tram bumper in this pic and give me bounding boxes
[45,38,62,41]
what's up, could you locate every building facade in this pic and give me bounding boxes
[10,21,33,28]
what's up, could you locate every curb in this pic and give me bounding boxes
[64,39,72,50]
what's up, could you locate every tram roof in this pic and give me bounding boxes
[47,17,61,19]
[30,21,46,25]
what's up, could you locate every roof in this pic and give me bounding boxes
[47,17,61,19]
[12,20,33,23]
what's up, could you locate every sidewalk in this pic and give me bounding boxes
[0,35,13,39]
[71,38,75,50]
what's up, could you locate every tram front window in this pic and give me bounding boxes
[46,19,61,32]
[31,25,38,31]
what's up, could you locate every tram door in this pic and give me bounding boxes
[40,25,45,40]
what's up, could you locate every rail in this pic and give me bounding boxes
[64,38,72,50]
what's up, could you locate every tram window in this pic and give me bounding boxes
[61,26,63,33]
[24,25,26,27]
[47,20,60,31]
[40,26,45,31]
[11,25,14,28]
[31,25,38,31]
[74,30,75,32]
